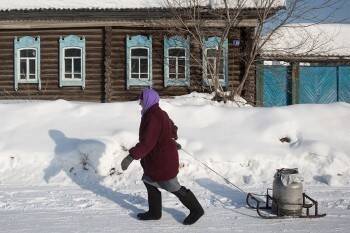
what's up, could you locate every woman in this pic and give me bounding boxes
[121,88,204,225]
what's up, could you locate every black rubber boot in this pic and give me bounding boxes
[173,186,204,225]
[137,182,162,220]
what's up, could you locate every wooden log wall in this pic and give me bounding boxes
[104,26,113,102]
[110,27,194,101]
[109,26,256,103]
[0,26,256,104]
[0,28,104,101]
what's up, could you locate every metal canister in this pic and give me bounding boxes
[272,168,303,216]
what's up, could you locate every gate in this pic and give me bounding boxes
[261,66,290,107]
[339,66,350,102]
[259,63,350,106]
[299,67,337,104]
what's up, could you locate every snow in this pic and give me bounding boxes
[0,0,285,10]
[263,23,350,57]
[0,92,350,232]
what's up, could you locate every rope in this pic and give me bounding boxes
[180,148,248,194]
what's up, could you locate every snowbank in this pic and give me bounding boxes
[0,92,349,190]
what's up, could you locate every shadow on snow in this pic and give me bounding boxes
[196,178,259,218]
[44,129,145,218]
[44,129,186,222]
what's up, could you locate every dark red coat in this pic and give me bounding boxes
[129,104,179,181]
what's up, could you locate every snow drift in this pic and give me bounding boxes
[0,92,349,190]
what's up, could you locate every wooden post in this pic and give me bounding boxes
[104,26,112,103]
[255,60,264,107]
[291,62,299,105]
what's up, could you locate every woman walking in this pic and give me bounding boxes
[121,88,204,225]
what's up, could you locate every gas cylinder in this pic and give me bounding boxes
[272,168,303,216]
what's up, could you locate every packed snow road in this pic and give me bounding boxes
[0,185,349,233]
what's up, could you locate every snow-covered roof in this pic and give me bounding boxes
[0,0,285,11]
[263,23,350,58]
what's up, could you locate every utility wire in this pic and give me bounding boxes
[180,148,248,194]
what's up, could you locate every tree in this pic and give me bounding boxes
[163,0,346,102]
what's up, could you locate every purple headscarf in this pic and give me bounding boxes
[140,88,160,115]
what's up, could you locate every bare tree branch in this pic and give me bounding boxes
[163,0,346,102]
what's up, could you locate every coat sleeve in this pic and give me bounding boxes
[129,115,162,160]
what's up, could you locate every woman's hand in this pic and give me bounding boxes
[121,154,134,170]
[176,142,182,150]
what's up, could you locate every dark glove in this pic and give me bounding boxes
[121,154,134,171]
[176,142,182,150]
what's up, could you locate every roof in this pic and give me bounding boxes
[0,0,285,11]
[262,23,350,58]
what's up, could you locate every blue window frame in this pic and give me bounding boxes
[164,36,190,87]
[203,36,228,87]
[14,36,41,91]
[59,35,86,89]
[126,35,152,89]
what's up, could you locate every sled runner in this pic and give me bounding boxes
[180,148,327,220]
[246,188,326,219]
[246,168,326,219]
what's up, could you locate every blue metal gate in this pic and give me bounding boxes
[299,67,337,104]
[262,66,289,107]
[261,64,350,106]
[338,66,350,102]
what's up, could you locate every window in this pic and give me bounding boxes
[203,36,228,87]
[19,49,37,80]
[126,35,152,89]
[164,36,190,87]
[14,36,41,91]
[169,48,186,79]
[131,48,149,79]
[64,48,82,79]
[206,48,225,80]
[59,35,86,88]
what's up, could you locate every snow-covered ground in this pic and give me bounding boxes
[0,92,349,232]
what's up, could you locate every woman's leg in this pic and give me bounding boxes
[137,182,162,220]
[172,186,204,225]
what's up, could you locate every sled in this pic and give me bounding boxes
[246,188,326,219]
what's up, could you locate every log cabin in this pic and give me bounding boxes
[0,0,283,103]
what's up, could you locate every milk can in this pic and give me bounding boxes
[272,168,303,216]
